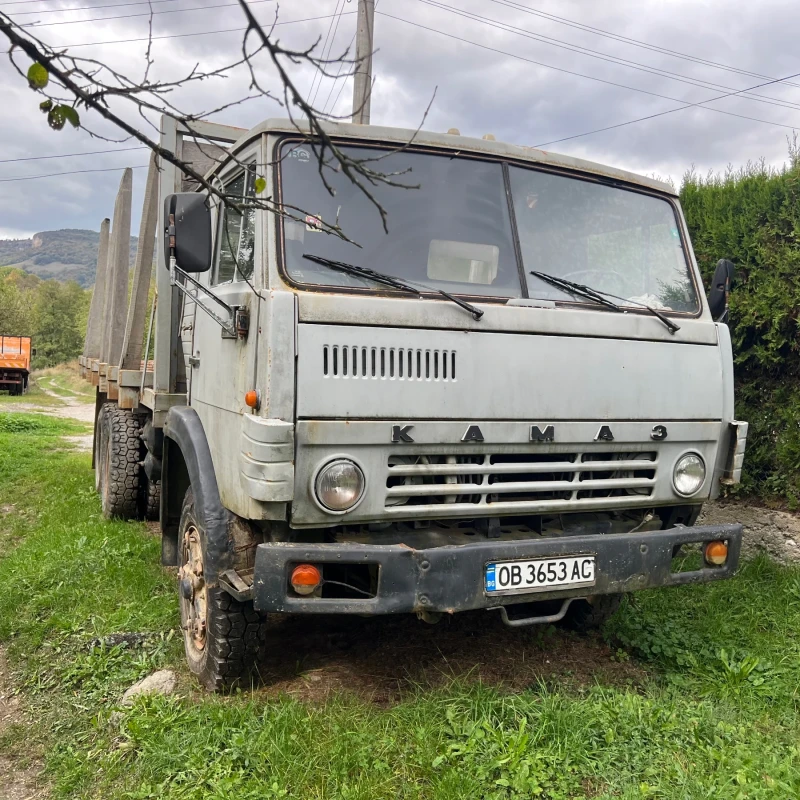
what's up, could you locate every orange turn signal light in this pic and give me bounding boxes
[290,564,322,596]
[244,390,259,410]
[704,540,728,566]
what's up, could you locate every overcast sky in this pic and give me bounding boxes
[1,0,798,239]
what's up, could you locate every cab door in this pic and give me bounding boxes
[189,144,263,415]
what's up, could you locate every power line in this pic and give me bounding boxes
[0,10,355,52]
[307,0,344,107]
[9,0,184,17]
[0,0,97,6]
[311,0,347,109]
[19,0,274,28]
[325,0,381,116]
[323,25,357,115]
[323,35,354,114]
[0,0,141,6]
[533,71,800,148]
[414,0,800,113]
[0,145,146,163]
[0,164,148,182]
[377,10,799,132]
[12,0,795,103]
[484,0,800,91]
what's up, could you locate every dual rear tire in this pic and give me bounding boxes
[94,402,160,520]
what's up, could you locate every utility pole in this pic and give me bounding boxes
[351,0,374,124]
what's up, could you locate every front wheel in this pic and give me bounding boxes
[178,488,267,691]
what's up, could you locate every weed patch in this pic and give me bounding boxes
[0,411,81,435]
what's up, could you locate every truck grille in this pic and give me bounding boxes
[385,451,657,511]
[323,345,456,381]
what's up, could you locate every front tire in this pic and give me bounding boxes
[178,488,267,692]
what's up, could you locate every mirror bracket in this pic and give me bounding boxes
[169,256,238,338]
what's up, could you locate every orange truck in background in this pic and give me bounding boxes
[0,335,32,396]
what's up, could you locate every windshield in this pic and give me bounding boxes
[509,167,698,312]
[279,142,699,313]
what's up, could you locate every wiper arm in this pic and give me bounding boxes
[529,271,623,313]
[622,298,680,334]
[304,255,484,320]
[529,270,680,334]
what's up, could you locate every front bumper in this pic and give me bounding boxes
[252,523,742,615]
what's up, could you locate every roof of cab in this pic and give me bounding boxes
[232,117,677,197]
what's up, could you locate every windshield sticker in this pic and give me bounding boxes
[305,214,323,232]
[289,148,311,163]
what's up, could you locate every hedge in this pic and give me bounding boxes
[680,146,800,505]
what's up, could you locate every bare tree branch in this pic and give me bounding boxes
[0,1,437,241]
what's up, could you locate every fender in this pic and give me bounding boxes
[162,406,233,586]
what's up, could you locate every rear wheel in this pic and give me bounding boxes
[178,488,267,691]
[139,476,161,521]
[100,405,141,519]
[562,594,623,632]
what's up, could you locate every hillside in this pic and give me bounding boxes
[0,229,137,287]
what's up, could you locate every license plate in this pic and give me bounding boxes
[485,555,596,595]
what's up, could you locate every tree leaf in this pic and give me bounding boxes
[47,107,66,131]
[254,176,266,194]
[59,106,80,128]
[27,63,49,89]
[46,106,80,131]
[39,99,53,113]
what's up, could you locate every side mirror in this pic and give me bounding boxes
[707,258,735,322]
[163,193,212,273]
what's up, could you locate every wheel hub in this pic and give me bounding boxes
[179,525,207,652]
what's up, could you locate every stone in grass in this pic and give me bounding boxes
[121,670,177,705]
[110,670,177,726]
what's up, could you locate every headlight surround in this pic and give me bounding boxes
[673,453,706,496]
[314,459,365,512]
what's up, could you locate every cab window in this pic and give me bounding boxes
[214,165,257,284]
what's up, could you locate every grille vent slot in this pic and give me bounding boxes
[385,451,657,510]
[323,345,456,381]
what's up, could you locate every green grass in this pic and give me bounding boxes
[0,408,799,798]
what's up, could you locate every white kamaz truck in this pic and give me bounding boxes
[80,117,747,690]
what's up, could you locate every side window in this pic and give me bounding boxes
[214,166,257,284]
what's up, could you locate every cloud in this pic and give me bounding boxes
[0,0,797,238]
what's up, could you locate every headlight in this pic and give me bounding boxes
[673,453,706,496]
[315,459,365,511]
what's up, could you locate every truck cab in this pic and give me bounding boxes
[0,335,32,396]
[89,118,747,690]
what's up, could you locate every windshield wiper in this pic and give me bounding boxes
[529,270,623,313]
[303,255,484,320]
[529,270,680,334]
[303,255,419,294]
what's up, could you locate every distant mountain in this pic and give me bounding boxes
[0,229,137,288]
